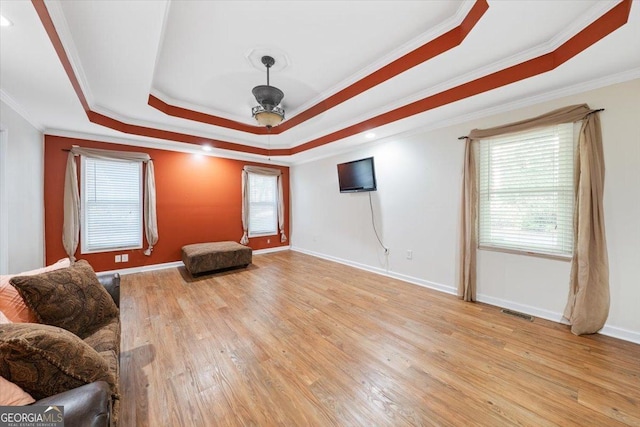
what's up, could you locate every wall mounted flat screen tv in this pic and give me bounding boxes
[337,157,377,193]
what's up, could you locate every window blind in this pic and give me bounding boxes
[81,157,143,253]
[248,173,277,237]
[478,123,575,257]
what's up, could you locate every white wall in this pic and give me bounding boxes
[0,100,44,273]
[291,79,640,343]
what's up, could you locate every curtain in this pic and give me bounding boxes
[62,146,158,260]
[459,104,608,335]
[62,152,80,262]
[458,139,477,301]
[563,113,609,335]
[240,166,287,245]
[143,160,159,255]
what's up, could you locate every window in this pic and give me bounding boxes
[248,172,278,237]
[478,123,575,258]
[81,157,143,253]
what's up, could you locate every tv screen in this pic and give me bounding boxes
[337,157,377,193]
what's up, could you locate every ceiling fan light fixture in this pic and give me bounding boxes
[252,106,285,128]
[252,55,285,128]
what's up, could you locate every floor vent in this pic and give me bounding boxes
[501,308,534,322]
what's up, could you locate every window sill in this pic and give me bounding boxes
[478,245,572,262]
[81,245,142,255]
[248,232,277,238]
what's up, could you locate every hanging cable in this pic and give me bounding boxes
[368,192,388,254]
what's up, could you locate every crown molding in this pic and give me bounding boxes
[286,0,478,119]
[43,0,94,107]
[350,0,628,133]
[43,128,292,166]
[0,89,44,131]
[291,69,640,166]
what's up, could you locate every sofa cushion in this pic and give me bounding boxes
[83,317,120,355]
[10,260,119,338]
[0,323,116,400]
[0,258,70,323]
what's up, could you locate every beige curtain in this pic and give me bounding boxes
[563,113,609,335]
[62,146,158,260]
[459,104,608,335]
[458,139,477,301]
[62,152,80,262]
[240,166,287,245]
[143,160,158,255]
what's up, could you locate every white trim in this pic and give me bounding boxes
[44,0,95,107]
[475,293,640,345]
[0,128,8,274]
[290,246,456,295]
[96,245,290,275]
[291,68,640,166]
[253,245,290,255]
[291,246,640,344]
[599,325,640,345]
[475,293,565,324]
[43,128,293,166]
[0,90,43,131]
[284,0,476,119]
[98,260,184,276]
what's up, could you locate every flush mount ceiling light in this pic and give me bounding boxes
[251,55,285,128]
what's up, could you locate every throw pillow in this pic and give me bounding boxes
[0,323,116,400]
[0,258,71,323]
[10,260,119,338]
[0,376,35,406]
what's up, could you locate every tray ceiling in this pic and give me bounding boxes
[1,0,638,163]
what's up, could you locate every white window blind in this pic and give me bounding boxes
[248,173,277,237]
[478,123,575,258]
[81,157,143,253]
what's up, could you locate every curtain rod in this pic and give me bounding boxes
[456,108,605,140]
[61,148,153,160]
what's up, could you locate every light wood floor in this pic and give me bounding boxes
[119,251,640,426]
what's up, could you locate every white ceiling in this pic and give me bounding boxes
[1,0,639,164]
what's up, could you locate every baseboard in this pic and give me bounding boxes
[98,261,184,276]
[291,246,640,345]
[475,294,565,324]
[290,246,456,296]
[598,325,640,345]
[253,245,290,255]
[97,245,290,276]
[475,294,640,344]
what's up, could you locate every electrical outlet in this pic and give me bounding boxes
[115,255,121,263]
[406,250,413,260]
[122,254,129,262]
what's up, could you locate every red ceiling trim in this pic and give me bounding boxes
[291,0,632,154]
[148,95,271,135]
[33,0,631,157]
[31,0,278,156]
[86,111,290,156]
[148,0,489,134]
[31,0,90,113]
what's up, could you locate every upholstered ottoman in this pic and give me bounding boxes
[181,241,252,275]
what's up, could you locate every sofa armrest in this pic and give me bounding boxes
[33,381,111,427]
[97,273,120,308]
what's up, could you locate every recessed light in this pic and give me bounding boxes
[0,15,13,27]
[202,145,212,152]
[365,132,376,139]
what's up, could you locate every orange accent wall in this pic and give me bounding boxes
[44,135,290,272]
